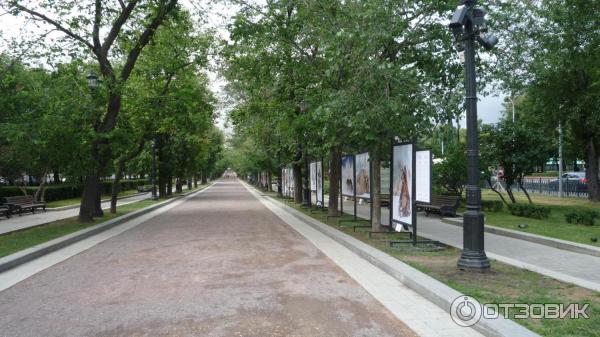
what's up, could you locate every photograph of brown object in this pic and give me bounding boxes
[356,169,370,196]
[392,143,413,227]
[395,166,411,217]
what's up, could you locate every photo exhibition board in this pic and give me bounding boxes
[282,168,288,196]
[415,150,431,203]
[310,162,317,191]
[316,161,324,206]
[288,168,294,197]
[392,143,414,230]
[341,155,355,197]
[354,152,370,199]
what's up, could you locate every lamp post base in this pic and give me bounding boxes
[457,249,490,272]
[457,210,490,272]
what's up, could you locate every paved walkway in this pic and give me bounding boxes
[0,193,151,235]
[0,186,194,235]
[0,180,461,337]
[337,197,600,292]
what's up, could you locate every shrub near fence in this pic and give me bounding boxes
[0,179,148,203]
[565,210,599,226]
[507,203,551,219]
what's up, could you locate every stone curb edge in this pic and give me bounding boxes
[45,192,149,212]
[441,217,600,258]
[257,191,539,337]
[0,184,211,274]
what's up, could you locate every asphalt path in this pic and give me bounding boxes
[0,180,415,337]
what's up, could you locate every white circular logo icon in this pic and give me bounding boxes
[450,296,482,327]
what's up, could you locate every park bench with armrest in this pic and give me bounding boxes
[416,194,461,217]
[0,205,11,218]
[379,193,390,207]
[4,195,46,215]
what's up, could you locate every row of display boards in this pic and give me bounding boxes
[281,141,432,241]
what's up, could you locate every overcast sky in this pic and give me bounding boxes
[0,1,505,133]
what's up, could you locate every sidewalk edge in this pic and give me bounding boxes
[45,192,148,212]
[259,192,539,337]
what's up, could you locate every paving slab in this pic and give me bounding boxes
[0,181,419,337]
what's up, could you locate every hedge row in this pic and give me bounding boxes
[507,203,551,219]
[565,210,599,226]
[0,179,148,203]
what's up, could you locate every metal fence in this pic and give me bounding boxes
[485,177,588,198]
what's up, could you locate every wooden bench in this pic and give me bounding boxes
[0,205,11,218]
[4,195,46,215]
[379,193,390,207]
[137,185,153,192]
[416,195,461,217]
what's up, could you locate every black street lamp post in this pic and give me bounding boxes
[300,101,311,208]
[87,72,104,218]
[151,140,158,200]
[449,0,497,271]
[278,139,283,197]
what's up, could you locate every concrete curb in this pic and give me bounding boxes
[0,185,210,274]
[260,192,539,337]
[441,217,600,258]
[45,192,149,212]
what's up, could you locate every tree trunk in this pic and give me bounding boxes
[201,171,208,184]
[110,178,121,214]
[167,176,173,196]
[176,178,183,193]
[268,171,273,192]
[486,177,509,206]
[158,175,167,199]
[328,146,342,217]
[110,161,126,214]
[293,162,302,203]
[506,184,517,203]
[94,180,104,217]
[517,177,533,204]
[194,176,198,187]
[79,174,98,222]
[277,166,283,197]
[584,137,600,201]
[53,169,60,184]
[187,177,192,190]
[371,157,382,231]
[34,170,48,202]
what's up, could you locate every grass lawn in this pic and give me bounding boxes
[274,194,600,337]
[480,190,600,247]
[0,199,161,258]
[45,189,141,208]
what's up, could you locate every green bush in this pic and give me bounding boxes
[481,200,504,212]
[0,179,149,203]
[507,203,551,219]
[565,210,599,226]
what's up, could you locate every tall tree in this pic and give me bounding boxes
[492,0,600,201]
[2,0,181,220]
